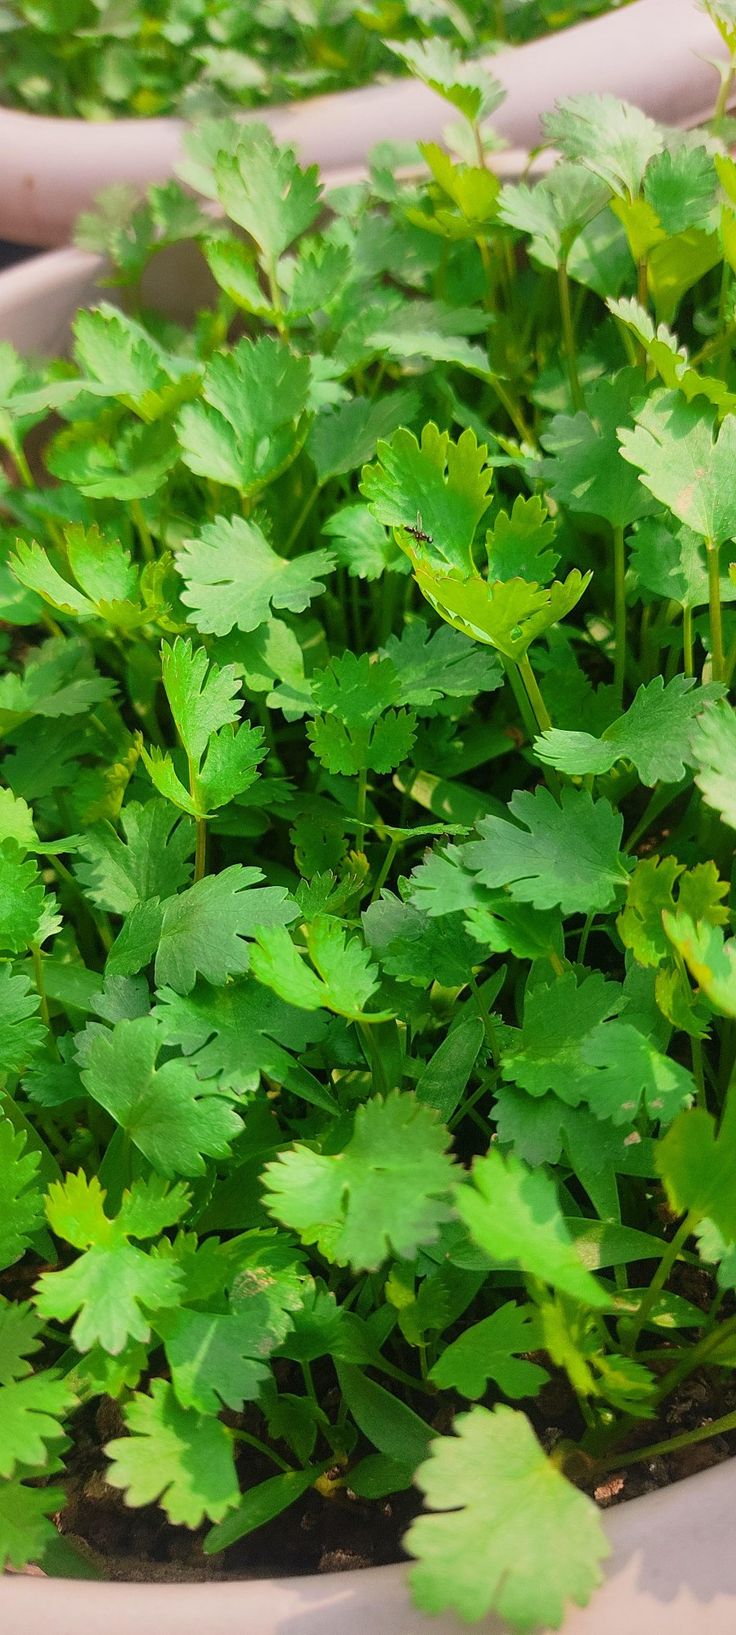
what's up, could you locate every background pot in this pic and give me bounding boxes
[0,145,555,351]
[2,1458,736,1633]
[0,0,728,250]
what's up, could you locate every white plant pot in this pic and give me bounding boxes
[0,0,728,249]
[2,1458,736,1633]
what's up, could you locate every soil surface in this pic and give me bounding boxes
[50,1358,736,1583]
[8,1253,735,1583]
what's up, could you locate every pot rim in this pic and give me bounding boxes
[0,0,728,247]
[1,1458,736,1634]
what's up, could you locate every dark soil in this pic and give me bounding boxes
[57,1394,423,1582]
[9,1248,734,1583]
[50,1352,736,1584]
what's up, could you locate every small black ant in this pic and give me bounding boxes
[404,511,433,544]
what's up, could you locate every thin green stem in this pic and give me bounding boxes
[602,1406,736,1474]
[653,1311,736,1407]
[469,974,499,1066]
[355,767,368,852]
[11,442,33,488]
[517,651,553,733]
[31,943,59,1059]
[637,256,648,309]
[502,655,538,743]
[194,818,207,883]
[682,603,694,678]
[230,1429,294,1473]
[690,1035,707,1110]
[370,837,399,903]
[187,756,207,881]
[357,1019,390,1094]
[705,537,725,682]
[714,52,736,123]
[612,523,627,706]
[620,1213,696,1353]
[284,485,320,555]
[503,656,559,796]
[577,912,595,965]
[131,499,154,563]
[557,260,584,411]
[266,258,287,336]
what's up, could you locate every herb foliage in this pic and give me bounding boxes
[1,27,736,1631]
[1,0,627,121]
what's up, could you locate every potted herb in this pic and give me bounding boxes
[0,0,729,249]
[2,47,736,1634]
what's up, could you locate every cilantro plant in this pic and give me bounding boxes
[2,30,736,1633]
[0,0,626,120]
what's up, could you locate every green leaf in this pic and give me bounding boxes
[159,636,240,766]
[499,164,611,264]
[177,337,310,497]
[541,370,651,528]
[466,787,628,916]
[382,619,503,708]
[485,494,560,585]
[0,1300,43,1386]
[156,1306,274,1414]
[0,965,44,1076]
[407,1404,608,1628]
[152,975,327,1097]
[155,865,296,994]
[536,677,723,787]
[362,893,478,988]
[458,1149,608,1307]
[105,1378,239,1528]
[408,556,590,663]
[619,389,736,543]
[251,916,389,1021]
[308,389,420,484]
[0,1119,43,1271]
[47,417,178,502]
[663,914,736,1019]
[176,514,334,637]
[335,1360,434,1466]
[386,38,503,125]
[74,799,193,914]
[34,1173,188,1353]
[544,93,662,198]
[0,636,114,737]
[690,701,736,829]
[0,842,52,952]
[0,1481,65,1571]
[362,423,493,574]
[322,503,403,582]
[143,722,265,819]
[415,1018,485,1122]
[214,124,321,262]
[263,1091,455,1270]
[204,1467,318,1555]
[657,1086,736,1237]
[75,1014,243,1176]
[608,298,736,414]
[72,304,191,419]
[0,1367,74,1479]
[430,1303,548,1400]
[630,517,736,609]
[619,857,729,970]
